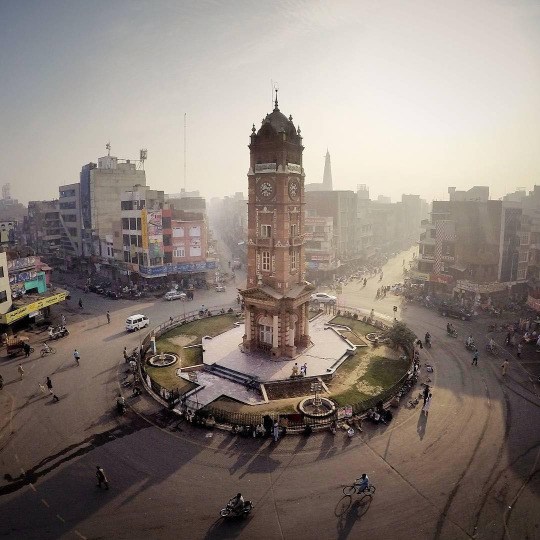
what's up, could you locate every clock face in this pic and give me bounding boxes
[258,180,275,199]
[288,178,300,200]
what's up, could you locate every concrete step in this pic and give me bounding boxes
[206,363,259,386]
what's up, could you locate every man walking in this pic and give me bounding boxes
[73,349,80,366]
[123,347,129,363]
[517,343,522,359]
[501,359,509,377]
[46,376,59,402]
[23,342,31,358]
[422,384,430,406]
[96,466,109,490]
[18,364,24,380]
[61,314,66,326]
[472,349,479,366]
[106,311,111,324]
[78,298,83,309]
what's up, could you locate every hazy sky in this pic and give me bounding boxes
[2,0,540,204]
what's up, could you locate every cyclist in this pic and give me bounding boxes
[43,342,51,353]
[229,493,245,514]
[354,473,369,493]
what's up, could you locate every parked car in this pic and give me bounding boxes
[125,314,150,331]
[310,292,337,304]
[438,304,472,321]
[164,291,186,301]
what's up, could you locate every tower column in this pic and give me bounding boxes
[272,314,279,349]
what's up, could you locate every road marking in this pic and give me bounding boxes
[14,453,19,462]
[29,483,36,492]
[74,530,87,539]
[41,498,49,507]
[56,514,65,523]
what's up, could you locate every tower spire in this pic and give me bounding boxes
[274,87,279,110]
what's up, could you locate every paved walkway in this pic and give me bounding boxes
[178,371,265,407]
[202,314,354,382]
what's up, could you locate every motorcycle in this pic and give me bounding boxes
[48,326,69,340]
[220,499,253,518]
[424,337,432,348]
[465,341,476,351]
[447,328,458,338]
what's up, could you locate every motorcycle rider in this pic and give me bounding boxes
[447,323,456,336]
[425,332,431,346]
[230,493,245,514]
[466,335,475,348]
[487,337,496,353]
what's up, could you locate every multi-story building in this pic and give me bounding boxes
[413,190,526,298]
[306,190,357,260]
[356,185,373,259]
[25,200,63,256]
[304,215,337,279]
[80,152,146,258]
[117,186,215,285]
[58,183,83,260]
[0,252,13,318]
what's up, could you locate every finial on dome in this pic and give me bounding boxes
[297,125,301,135]
[274,88,279,111]
[289,114,293,121]
[252,124,256,133]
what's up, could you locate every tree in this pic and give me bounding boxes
[385,321,417,350]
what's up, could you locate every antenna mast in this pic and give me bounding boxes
[184,113,187,190]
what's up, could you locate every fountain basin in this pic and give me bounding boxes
[147,353,178,368]
[298,396,336,418]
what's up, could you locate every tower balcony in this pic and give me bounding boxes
[255,237,273,248]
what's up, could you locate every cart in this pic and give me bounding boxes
[6,336,33,357]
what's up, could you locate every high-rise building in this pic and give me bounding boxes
[240,97,314,358]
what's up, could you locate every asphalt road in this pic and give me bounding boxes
[1,251,539,540]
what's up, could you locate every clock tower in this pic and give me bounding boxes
[240,94,314,358]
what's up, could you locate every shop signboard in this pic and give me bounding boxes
[456,280,507,294]
[1,291,68,324]
[147,210,163,259]
[429,273,454,284]
[7,256,36,273]
[141,209,149,250]
[139,260,217,277]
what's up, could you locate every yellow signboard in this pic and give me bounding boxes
[1,292,68,324]
[141,208,149,250]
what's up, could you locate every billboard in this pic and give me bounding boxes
[141,209,148,250]
[147,210,163,259]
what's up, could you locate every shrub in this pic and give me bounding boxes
[353,313,358,319]
[385,320,417,350]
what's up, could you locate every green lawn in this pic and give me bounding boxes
[161,314,238,340]
[329,316,378,336]
[145,365,195,394]
[362,355,409,388]
[150,314,238,389]
[332,388,371,407]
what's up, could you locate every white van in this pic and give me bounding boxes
[125,314,150,332]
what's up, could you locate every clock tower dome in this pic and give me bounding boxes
[240,94,314,358]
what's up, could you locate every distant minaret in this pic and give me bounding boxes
[322,149,333,190]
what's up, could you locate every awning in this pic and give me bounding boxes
[450,263,467,272]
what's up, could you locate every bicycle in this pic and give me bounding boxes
[343,483,376,496]
[40,346,57,357]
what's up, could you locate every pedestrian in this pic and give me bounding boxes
[61,314,66,326]
[96,466,109,490]
[23,342,31,357]
[517,343,522,359]
[106,311,110,324]
[73,349,80,366]
[291,363,299,377]
[422,384,430,406]
[300,363,306,377]
[123,347,128,362]
[501,359,509,376]
[273,421,280,442]
[302,362,307,376]
[78,298,83,309]
[422,393,432,415]
[18,364,24,380]
[472,349,479,366]
[46,376,59,401]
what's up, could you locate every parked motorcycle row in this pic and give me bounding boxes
[48,325,69,340]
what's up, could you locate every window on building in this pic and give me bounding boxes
[172,227,184,237]
[136,218,142,230]
[261,224,272,238]
[163,235,171,246]
[290,223,298,237]
[164,252,172,263]
[122,218,129,229]
[0,268,4,278]
[129,218,137,230]
[130,235,137,246]
[137,235,143,247]
[290,249,298,271]
[517,268,527,280]
[162,217,171,229]
[259,324,273,345]
[262,251,270,271]
[173,247,185,258]
[123,234,130,247]
[121,201,133,211]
